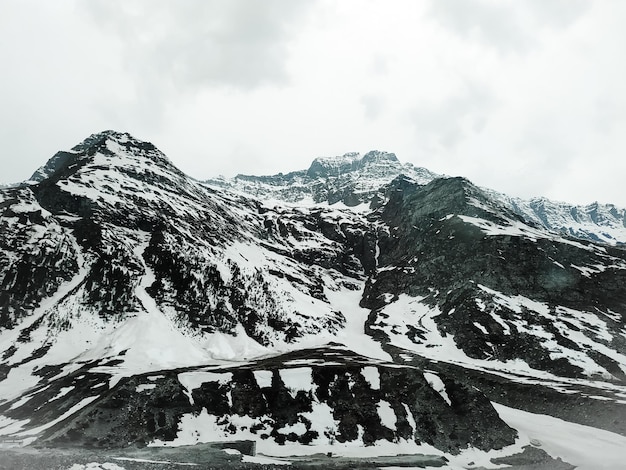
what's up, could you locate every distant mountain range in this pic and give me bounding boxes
[206,150,626,246]
[0,130,624,468]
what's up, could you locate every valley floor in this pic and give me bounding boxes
[0,444,575,470]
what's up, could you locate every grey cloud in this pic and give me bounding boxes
[410,81,496,150]
[428,0,529,53]
[428,0,589,53]
[361,94,385,120]
[81,0,315,90]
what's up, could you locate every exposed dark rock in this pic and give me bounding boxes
[33,349,516,452]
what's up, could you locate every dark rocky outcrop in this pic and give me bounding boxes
[32,349,515,452]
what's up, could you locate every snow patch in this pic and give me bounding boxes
[243,455,292,466]
[472,322,488,334]
[494,402,626,470]
[377,400,397,430]
[423,372,451,406]
[253,370,273,389]
[279,368,314,397]
[66,463,127,470]
[361,366,380,390]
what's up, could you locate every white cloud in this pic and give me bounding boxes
[81,0,314,90]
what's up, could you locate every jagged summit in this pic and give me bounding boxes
[73,130,140,151]
[306,152,360,177]
[27,130,200,223]
[206,149,440,207]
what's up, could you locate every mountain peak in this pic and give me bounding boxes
[204,149,441,207]
[71,130,159,155]
[29,131,170,183]
[24,130,208,231]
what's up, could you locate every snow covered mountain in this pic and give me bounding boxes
[0,130,625,468]
[207,152,626,246]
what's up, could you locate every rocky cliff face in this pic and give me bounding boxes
[0,131,624,460]
[362,176,626,381]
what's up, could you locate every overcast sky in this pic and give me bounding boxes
[2,0,625,206]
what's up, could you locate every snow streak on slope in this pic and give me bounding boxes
[86,240,214,384]
[0,244,88,403]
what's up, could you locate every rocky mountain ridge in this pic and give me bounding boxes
[204,150,441,208]
[0,131,625,467]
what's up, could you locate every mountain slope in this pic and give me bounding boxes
[0,131,520,455]
[363,176,626,381]
[0,131,624,467]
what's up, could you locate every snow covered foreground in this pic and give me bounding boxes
[62,403,626,470]
[139,401,626,469]
[492,403,626,470]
